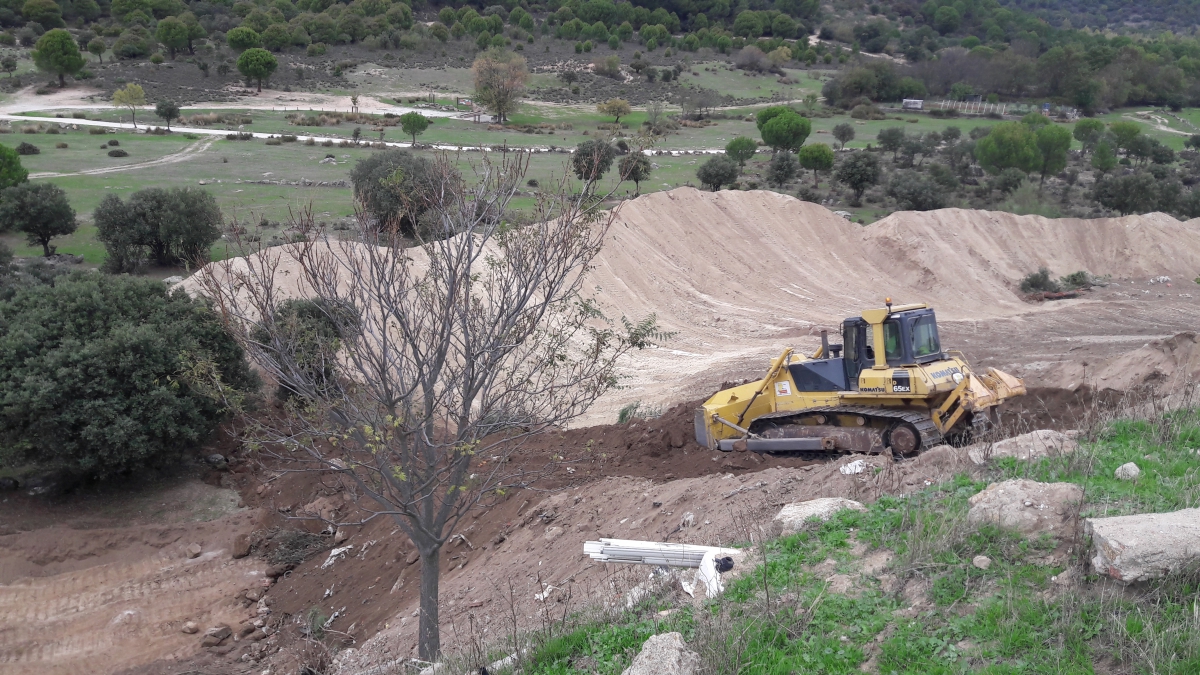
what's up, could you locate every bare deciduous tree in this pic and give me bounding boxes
[193,151,661,661]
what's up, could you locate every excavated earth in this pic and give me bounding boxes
[4,190,1200,675]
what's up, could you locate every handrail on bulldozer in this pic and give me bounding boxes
[733,348,793,427]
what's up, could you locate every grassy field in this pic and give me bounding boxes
[4,90,1190,268]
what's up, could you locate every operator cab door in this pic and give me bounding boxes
[842,317,907,389]
[842,318,866,389]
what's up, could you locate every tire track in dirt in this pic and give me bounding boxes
[0,544,265,674]
[27,137,215,179]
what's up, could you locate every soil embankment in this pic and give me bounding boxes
[10,192,1200,674]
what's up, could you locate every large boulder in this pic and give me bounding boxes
[1086,508,1200,582]
[774,498,867,534]
[968,429,1078,465]
[966,479,1083,537]
[621,632,699,675]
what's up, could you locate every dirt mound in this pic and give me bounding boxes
[183,189,1200,424]
[585,190,1200,421]
[1074,331,1200,391]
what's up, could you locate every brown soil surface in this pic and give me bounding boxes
[0,467,269,675]
[14,192,1200,674]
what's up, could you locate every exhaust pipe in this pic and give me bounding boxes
[821,330,830,359]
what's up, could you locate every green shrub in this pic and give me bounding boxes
[149,52,164,64]
[16,141,39,155]
[89,126,107,134]
[1019,267,1061,293]
[107,148,128,157]
[0,273,259,477]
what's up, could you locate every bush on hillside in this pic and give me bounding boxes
[1019,267,1061,293]
[0,273,259,478]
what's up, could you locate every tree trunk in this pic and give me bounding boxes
[41,239,51,257]
[131,109,137,129]
[257,79,262,92]
[418,546,441,660]
[58,73,65,87]
[812,169,818,187]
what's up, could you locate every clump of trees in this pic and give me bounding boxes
[0,272,258,478]
[94,187,223,272]
[349,149,437,236]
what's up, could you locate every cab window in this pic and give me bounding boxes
[866,321,903,363]
[883,320,902,361]
[911,315,940,358]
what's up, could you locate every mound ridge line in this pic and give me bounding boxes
[185,188,1200,424]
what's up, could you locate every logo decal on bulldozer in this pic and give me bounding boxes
[774,381,792,396]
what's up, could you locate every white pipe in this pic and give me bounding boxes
[583,538,741,568]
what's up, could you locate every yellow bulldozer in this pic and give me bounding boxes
[695,301,1026,457]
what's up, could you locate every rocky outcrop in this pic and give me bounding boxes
[966,479,1083,537]
[1086,508,1200,582]
[774,498,867,534]
[968,429,1078,465]
[621,632,699,675]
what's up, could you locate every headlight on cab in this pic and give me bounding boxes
[952,372,965,384]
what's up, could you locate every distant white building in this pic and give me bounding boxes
[902,99,924,110]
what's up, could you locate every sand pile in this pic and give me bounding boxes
[185,190,1200,423]
[1031,332,1200,393]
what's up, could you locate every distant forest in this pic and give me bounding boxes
[996,0,1200,33]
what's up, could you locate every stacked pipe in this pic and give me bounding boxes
[583,538,742,568]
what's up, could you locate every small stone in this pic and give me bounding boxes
[181,621,199,634]
[1114,462,1140,481]
[206,453,228,470]
[972,555,991,570]
[186,543,203,559]
[404,551,420,565]
[232,533,252,559]
[249,629,268,641]
[238,624,256,638]
[201,635,224,647]
[334,528,350,545]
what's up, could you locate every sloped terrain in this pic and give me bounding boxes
[14,191,1200,674]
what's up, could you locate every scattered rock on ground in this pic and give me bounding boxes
[972,555,991,570]
[966,479,1083,537]
[201,624,231,647]
[774,498,867,534]
[186,543,203,559]
[232,533,251,559]
[1086,508,1200,582]
[968,429,1078,465]
[205,453,228,470]
[162,275,184,285]
[621,632,699,675]
[181,621,198,634]
[1114,462,1141,480]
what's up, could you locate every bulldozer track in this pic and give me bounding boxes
[753,405,945,455]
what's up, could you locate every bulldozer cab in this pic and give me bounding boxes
[842,307,943,389]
